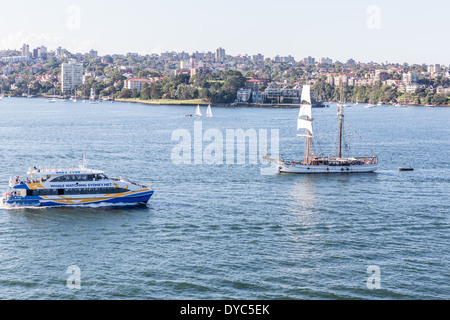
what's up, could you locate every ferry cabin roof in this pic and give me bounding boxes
[26,166,104,177]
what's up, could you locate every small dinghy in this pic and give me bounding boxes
[399,167,414,171]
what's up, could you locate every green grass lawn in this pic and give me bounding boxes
[116,98,208,105]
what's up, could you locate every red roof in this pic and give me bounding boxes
[127,78,151,82]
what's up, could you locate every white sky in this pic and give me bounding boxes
[0,0,449,65]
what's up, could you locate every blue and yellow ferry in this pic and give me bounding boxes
[2,164,154,207]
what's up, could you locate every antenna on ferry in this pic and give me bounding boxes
[82,153,87,168]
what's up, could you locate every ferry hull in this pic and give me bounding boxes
[3,190,154,208]
[278,162,378,174]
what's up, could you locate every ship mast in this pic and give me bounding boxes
[297,85,314,164]
[338,76,344,158]
[305,131,311,163]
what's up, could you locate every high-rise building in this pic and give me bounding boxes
[318,57,333,65]
[56,46,64,56]
[61,60,83,92]
[215,47,225,61]
[402,72,419,85]
[252,53,264,63]
[303,56,315,64]
[178,51,190,60]
[21,44,29,57]
[282,55,295,63]
[89,49,98,57]
[32,48,40,59]
[374,70,389,81]
[428,64,441,74]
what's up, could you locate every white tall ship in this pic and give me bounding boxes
[2,156,154,207]
[265,83,378,173]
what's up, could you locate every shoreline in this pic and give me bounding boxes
[3,95,449,108]
[100,98,450,108]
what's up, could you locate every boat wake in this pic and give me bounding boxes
[0,199,148,210]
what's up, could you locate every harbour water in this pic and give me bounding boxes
[0,98,448,299]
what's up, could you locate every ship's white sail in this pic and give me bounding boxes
[195,105,202,117]
[297,85,313,136]
[297,119,313,135]
[206,105,212,117]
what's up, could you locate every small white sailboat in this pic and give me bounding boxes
[195,105,202,117]
[89,88,98,104]
[47,88,58,103]
[206,105,213,118]
[72,87,78,103]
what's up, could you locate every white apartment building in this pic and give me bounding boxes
[428,64,441,74]
[21,44,29,58]
[318,57,333,64]
[123,78,151,92]
[402,72,419,85]
[405,84,420,93]
[61,60,83,92]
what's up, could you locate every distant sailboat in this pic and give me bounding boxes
[48,88,57,103]
[195,105,202,117]
[206,105,213,118]
[89,99,98,104]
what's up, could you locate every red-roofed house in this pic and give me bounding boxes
[245,77,270,90]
